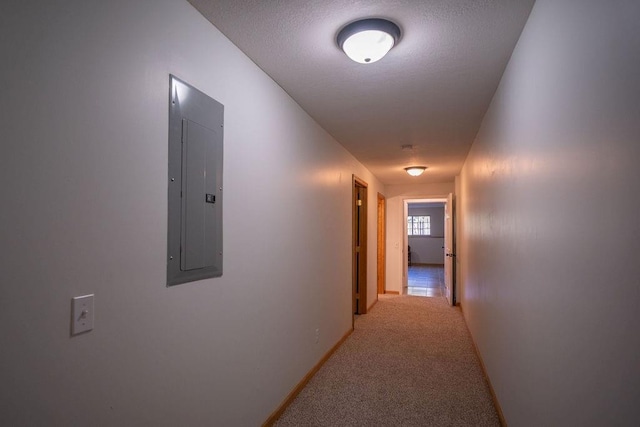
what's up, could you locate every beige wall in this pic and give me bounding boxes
[0,1,383,424]
[457,0,640,424]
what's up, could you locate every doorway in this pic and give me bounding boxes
[403,194,455,305]
[352,176,368,319]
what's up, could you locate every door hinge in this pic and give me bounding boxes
[357,200,362,206]
[356,246,360,252]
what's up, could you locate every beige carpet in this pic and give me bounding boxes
[275,295,500,427]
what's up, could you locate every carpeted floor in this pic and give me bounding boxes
[275,295,500,427]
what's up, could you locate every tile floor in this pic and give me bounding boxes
[406,264,445,297]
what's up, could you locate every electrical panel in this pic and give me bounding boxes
[167,75,223,286]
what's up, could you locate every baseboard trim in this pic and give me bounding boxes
[384,290,400,295]
[368,298,378,312]
[262,328,354,426]
[459,304,507,427]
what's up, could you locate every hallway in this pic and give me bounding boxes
[407,265,445,297]
[3,1,638,425]
[274,295,499,426]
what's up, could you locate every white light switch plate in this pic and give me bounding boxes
[71,294,94,335]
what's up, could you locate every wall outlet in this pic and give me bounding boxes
[71,294,94,336]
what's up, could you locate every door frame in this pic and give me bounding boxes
[444,193,455,305]
[403,197,453,301]
[377,193,386,295]
[352,175,368,320]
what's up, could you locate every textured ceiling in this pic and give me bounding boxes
[188,0,535,185]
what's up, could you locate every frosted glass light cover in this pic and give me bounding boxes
[405,167,426,176]
[342,30,395,64]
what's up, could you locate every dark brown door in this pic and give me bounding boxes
[353,176,368,319]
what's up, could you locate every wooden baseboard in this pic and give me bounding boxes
[368,298,378,312]
[262,328,353,426]
[384,290,400,295]
[458,304,507,426]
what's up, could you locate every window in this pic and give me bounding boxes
[407,215,431,236]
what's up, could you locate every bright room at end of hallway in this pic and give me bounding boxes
[407,264,445,297]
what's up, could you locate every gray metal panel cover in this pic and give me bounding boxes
[167,75,223,286]
[181,119,220,271]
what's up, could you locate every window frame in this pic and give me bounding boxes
[407,215,431,236]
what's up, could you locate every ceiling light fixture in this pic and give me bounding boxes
[337,18,401,64]
[405,166,427,177]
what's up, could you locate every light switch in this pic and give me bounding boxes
[71,294,94,335]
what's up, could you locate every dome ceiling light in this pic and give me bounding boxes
[405,166,427,177]
[337,18,401,64]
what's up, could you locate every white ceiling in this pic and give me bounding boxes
[187,0,535,185]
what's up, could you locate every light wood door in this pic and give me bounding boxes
[377,193,386,295]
